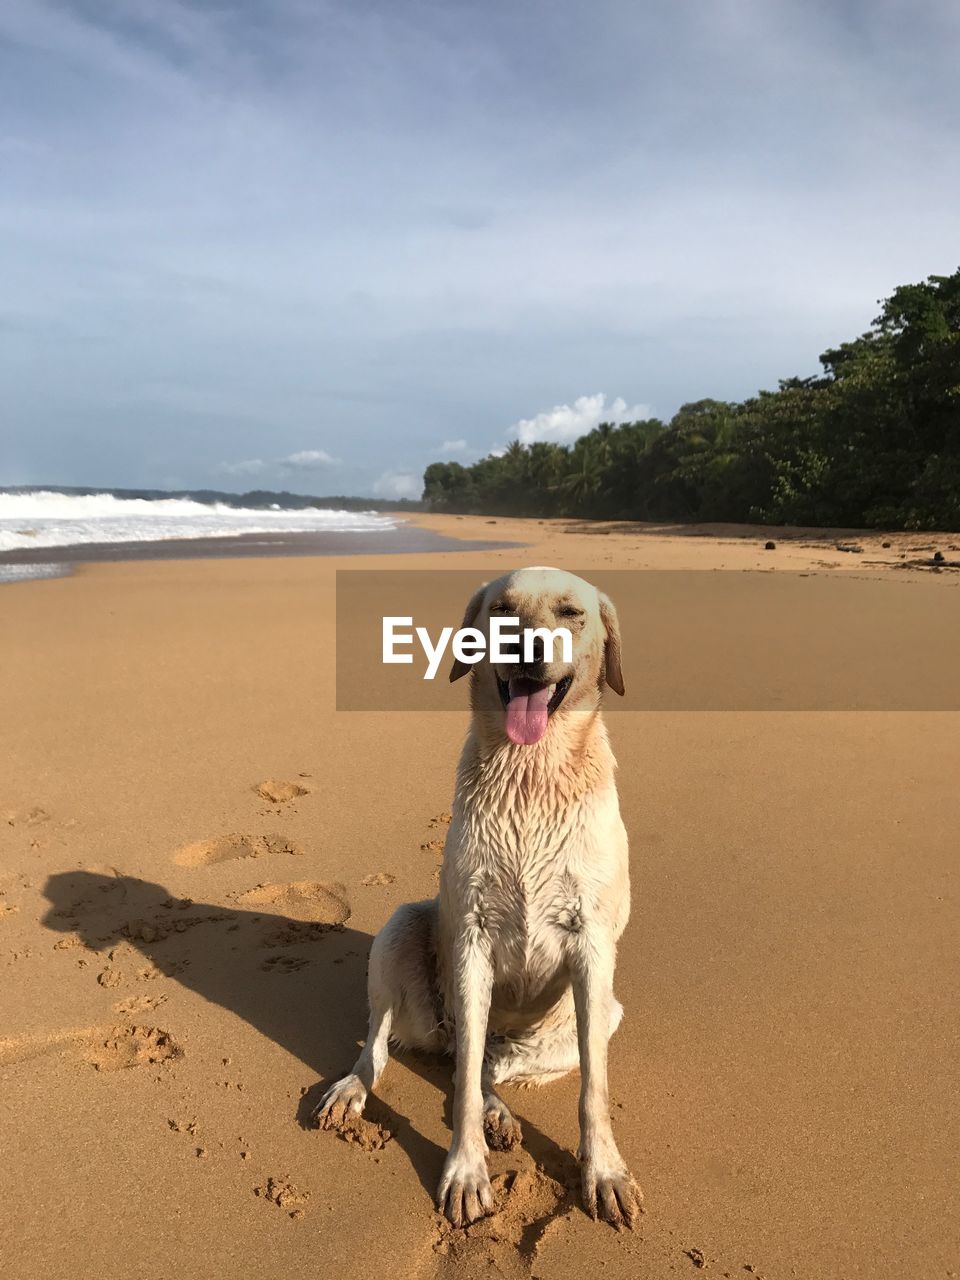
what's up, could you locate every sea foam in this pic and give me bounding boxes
[0,490,396,552]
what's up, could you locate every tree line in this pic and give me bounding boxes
[423,268,960,530]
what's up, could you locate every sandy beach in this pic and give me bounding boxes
[1,515,958,1280]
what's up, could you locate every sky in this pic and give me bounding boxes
[1,0,958,499]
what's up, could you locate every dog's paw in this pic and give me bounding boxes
[313,1073,367,1130]
[483,1096,522,1151]
[580,1150,643,1230]
[437,1144,496,1227]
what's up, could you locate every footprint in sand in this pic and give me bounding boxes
[173,832,302,867]
[3,806,51,828]
[433,1168,572,1272]
[0,1023,182,1071]
[422,812,452,865]
[360,872,396,887]
[85,1025,183,1072]
[98,949,187,986]
[422,814,453,875]
[173,833,258,866]
[96,940,149,989]
[236,880,350,925]
[253,780,310,804]
[252,881,347,947]
[114,994,167,1014]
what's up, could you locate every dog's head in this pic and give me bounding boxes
[449,567,624,746]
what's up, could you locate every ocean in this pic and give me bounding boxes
[0,489,397,554]
[0,489,511,582]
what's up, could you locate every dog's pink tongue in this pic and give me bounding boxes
[505,681,553,746]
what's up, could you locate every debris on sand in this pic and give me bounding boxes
[254,779,309,804]
[254,1176,310,1219]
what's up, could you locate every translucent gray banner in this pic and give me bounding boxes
[336,568,960,711]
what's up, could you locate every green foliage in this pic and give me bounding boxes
[421,268,960,530]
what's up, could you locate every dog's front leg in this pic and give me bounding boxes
[437,927,495,1227]
[571,934,642,1229]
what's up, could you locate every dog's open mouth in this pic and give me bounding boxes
[497,675,572,746]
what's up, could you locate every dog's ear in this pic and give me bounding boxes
[599,592,625,696]
[449,582,488,682]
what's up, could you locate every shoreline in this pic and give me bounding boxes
[3,509,959,585]
[0,522,523,583]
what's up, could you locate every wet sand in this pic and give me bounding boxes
[1,514,957,1280]
[0,519,517,574]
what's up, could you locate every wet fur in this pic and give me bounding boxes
[315,568,641,1229]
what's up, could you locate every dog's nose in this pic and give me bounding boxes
[527,635,545,665]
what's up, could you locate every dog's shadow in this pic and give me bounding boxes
[41,870,575,1202]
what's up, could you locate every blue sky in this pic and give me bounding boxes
[1,0,958,497]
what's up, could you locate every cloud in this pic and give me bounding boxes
[279,449,336,470]
[373,470,422,500]
[218,449,337,478]
[509,394,652,446]
[438,438,470,455]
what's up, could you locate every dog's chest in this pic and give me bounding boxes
[484,866,583,995]
[448,745,625,1005]
[460,810,594,998]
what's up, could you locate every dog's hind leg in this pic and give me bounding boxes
[314,952,394,1129]
[485,995,624,1090]
[485,1026,580,1089]
[315,899,441,1130]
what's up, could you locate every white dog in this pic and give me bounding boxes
[316,567,640,1229]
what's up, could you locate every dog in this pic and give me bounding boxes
[316,567,640,1229]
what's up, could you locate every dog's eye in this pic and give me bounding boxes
[489,602,512,613]
[556,606,584,619]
